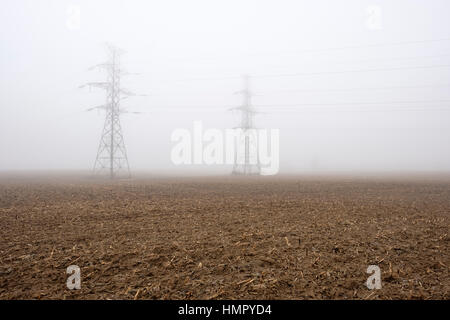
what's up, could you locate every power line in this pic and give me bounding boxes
[256,53,450,73]
[257,107,450,113]
[326,53,450,65]
[151,63,450,84]
[140,100,450,112]
[163,37,450,62]
[136,99,450,109]
[255,99,450,108]
[276,37,450,55]
[247,37,450,57]
[252,64,450,79]
[253,84,450,95]
[142,84,450,98]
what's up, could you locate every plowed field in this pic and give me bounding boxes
[0,174,448,299]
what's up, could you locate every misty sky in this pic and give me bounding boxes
[1,0,450,173]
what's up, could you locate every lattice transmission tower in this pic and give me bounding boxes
[230,75,261,175]
[80,44,139,179]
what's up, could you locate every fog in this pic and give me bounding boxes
[1,0,450,174]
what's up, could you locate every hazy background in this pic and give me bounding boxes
[1,0,450,174]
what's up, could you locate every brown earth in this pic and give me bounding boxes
[0,174,449,299]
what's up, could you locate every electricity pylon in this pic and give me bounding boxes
[80,44,136,179]
[230,75,261,175]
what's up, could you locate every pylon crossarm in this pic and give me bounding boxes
[80,82,111,90]
[88,63,113,71]
[119,88,136,96]
[86,104,111,112]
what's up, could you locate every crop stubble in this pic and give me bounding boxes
[0,175,448,299]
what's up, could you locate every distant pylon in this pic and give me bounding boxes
[231,75,261,175]
[81,44,133,179]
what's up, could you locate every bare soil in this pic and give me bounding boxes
[0,174,448,299]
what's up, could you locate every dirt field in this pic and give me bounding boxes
[0,173,448,299]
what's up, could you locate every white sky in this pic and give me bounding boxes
[1,0,450,173]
